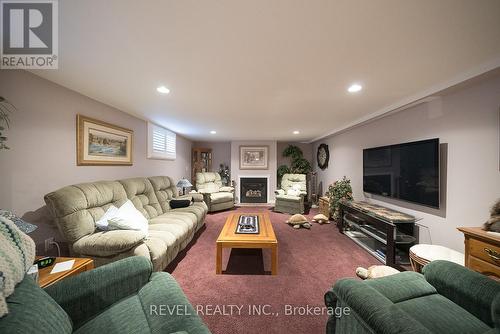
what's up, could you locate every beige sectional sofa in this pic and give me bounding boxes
[44,176,208,271]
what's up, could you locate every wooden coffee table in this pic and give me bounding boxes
[216,213,278,275]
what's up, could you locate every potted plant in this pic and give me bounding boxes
[0,96,15,150]
[326,176,353,221]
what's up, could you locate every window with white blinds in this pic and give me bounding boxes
[147,122,176,160]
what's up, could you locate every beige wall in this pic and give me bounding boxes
[230,141,277,204]
[313,74,500,252]
[0,70,192,252]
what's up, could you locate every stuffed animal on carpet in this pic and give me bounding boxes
[311,213,330,224]
[286,214,312,229]
[483,199,500,232]
[356,265,400,279]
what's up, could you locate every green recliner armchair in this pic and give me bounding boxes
[0,256,211,334]
[274,174,307,214]
[195,172,235,212]
[324,260,500,334]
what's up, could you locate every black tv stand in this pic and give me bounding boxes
[338,200,418,270]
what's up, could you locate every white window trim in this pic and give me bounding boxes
[147,122,176,160]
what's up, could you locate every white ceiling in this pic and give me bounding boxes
[32,0,500,142]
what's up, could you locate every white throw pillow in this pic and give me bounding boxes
[95,205,119,230]
[107,200,149,236]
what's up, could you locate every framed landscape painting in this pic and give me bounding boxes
[240,146,268,170]
[77,115,133,165]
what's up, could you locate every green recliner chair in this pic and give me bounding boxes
[0,256,211,334]
[324,260,500,334]
[274,174,307,214]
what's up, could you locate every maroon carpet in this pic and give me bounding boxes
[166,207,378,334]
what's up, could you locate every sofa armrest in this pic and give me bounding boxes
[330,278,431,334]
[423,260,500,327]
[219,186,234,193]
[45,256,153,329]
[275,189,285,196]
[178,193,204,202]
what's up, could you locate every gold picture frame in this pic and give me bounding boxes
[77,115,133,166]
[239,146,269,170]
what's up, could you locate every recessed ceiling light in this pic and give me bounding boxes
[156,86,170,94]
[210,130,217,134]
[347,84,362,93]
[293,130,300,135]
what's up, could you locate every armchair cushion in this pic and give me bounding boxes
[196,172,222,193]
[74,272,210,334]
[46,256,153,329]
[280,174,307,194]
[209,192,234,204]
[423,260,500,327]
[1,277,72,334]
[72,230,147,257]
[286,189,301,196]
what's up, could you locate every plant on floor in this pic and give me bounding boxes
[218,163,230,186]
[0,96,16,150]
[326,176,353,221]
[278,145,312,186]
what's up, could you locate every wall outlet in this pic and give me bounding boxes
[44,237,55,252]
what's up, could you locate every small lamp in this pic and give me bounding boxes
[177,178,193,195]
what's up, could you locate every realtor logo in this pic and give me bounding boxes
[1,0,58,69]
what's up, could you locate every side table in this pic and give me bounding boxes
[319,196,330,219]
[37,256,94,288]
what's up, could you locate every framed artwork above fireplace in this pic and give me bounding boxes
[239,146,269,170]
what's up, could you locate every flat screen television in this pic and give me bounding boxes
[363,138,440,208]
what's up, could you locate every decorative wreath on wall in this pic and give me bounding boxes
[317,143,329,170]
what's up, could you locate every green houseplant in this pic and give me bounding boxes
[326,176,353,221]
[0,96,15,150]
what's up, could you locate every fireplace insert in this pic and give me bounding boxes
[240,177,267,203]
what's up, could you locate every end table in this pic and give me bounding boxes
[37,256,94,288]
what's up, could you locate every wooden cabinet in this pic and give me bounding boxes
[191,148,212,187]
[458,227,500,279]
[319,196,330,219]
